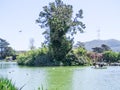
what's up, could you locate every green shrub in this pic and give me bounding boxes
[103,51,118,62]
[17,47,51,66]
[65,48,91,66]
[17,46,91,66]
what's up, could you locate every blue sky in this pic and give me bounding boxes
[0,0,120,50]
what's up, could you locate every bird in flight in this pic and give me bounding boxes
[19,30,22,32]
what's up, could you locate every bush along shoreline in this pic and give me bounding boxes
[17,47,91,66]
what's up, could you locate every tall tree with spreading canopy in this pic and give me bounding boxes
[36,0,86,64]
[0,38,15,59]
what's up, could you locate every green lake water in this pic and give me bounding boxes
[0,62,120,90]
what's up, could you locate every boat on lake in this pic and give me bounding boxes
[93,62,107,69]
[94,66,107,69]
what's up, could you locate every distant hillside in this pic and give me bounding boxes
[84,39,120,52]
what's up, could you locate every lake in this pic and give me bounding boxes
[0,62,120,90]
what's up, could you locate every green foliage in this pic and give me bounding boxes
[36,0,85,63]
[17,46,91,66]
[65,47,90,66]
[73,47,90,65]
[103,51,118,62]
[0,38,15,59]
[101,44,111,51]
[17,0,87,66]
[74,47,87,56]
[117,52,120,61]
[0,78,17,90]
[17,47,53,66]
[92,44,111,53]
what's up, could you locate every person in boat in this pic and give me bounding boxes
[99,63,103,67]
[94,63,99,68]
[95,64,99,68]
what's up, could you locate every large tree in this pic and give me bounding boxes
[0,38,15,59]
[0,38,9,59]
[92,44,111,53]
[36,0,85,64]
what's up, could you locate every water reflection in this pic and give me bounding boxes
[46,67,74,90]
[0,62,47,90]
[73,67,120,90]
[1,62,120,90]
[0,62,17,69]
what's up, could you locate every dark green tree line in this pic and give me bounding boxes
[92,44,111,53]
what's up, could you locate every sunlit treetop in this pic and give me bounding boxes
[36,0,86,44]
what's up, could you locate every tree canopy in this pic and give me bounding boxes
[92,44,111,53]
[36,0,86,64]
[0,38,14,59]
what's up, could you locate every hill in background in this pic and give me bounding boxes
[84,39,120,52]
